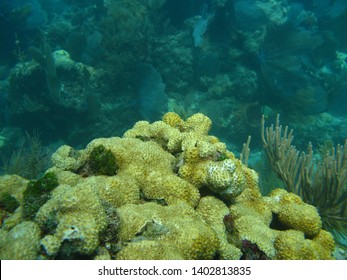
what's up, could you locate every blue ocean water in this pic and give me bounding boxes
[0,0,346,259]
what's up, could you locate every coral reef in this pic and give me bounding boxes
[3,0,347,165]
[7,49,95,114]
[4,47,101,146]
[0,113,336,259]
[1,0,347,261]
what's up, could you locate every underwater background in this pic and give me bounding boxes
[0,0,346,259]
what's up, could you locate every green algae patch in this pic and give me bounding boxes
[0,193,20,213]
[88,145,118,176]
[22,172,59,220]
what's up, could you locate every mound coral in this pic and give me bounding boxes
[0,112,336,259]
[229,188,334,260]
[35,182,107,257]
[116,202,219,260]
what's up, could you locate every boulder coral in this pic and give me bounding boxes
[116,202,219,260]
[0,112,336,259]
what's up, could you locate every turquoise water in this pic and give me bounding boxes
[0,0,346,259]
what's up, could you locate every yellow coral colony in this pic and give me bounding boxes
[0,112,335,259]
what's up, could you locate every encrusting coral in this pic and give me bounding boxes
[0,112,336,259]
